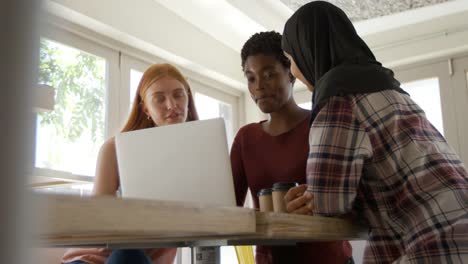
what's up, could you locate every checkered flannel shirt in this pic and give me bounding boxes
[307,90,468,263]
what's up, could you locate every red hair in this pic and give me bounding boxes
[121,63,199,132]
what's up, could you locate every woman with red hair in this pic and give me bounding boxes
[62,63,199,264]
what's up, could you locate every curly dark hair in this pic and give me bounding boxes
[241,31,291,71]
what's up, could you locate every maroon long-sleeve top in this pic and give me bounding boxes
[230,116,352,264]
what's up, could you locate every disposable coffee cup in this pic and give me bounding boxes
[257,188,273,212]
[272,182,299,213]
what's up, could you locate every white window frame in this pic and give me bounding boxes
[119,54,153,127]
[40,23,121,139]
[451,55,468,165]
[33,23,120,186]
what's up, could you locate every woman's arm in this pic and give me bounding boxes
[307,98,372,216]
[62,139,118,263]
[92,137,120,196]
[230,132,248,207]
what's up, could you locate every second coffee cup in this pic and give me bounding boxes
[257,188,273,212]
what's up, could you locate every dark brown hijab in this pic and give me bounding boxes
[282,1,405,111]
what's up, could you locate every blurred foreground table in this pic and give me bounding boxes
[35,194,368,249]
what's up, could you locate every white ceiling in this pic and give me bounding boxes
[151,0,291,53]
[45,0,468,91]
[154,0,468,52]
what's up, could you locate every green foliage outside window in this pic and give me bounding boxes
[37,39,105,142]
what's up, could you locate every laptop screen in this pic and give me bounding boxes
[115,118,236,207]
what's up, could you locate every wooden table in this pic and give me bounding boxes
[35,194,368,249]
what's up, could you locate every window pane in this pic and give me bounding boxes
[194,93,234,146]
[401,78,444,135]
[130,69,143,110]
[36,39,107,176]
[299,102,312,110]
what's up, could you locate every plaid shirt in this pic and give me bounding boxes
[307,90,468,263]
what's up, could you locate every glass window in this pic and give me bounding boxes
[298,102,312,110]
[35,39,107,177]
[401,78,444,135]
[129,69,143,109]
[195,93,234,146]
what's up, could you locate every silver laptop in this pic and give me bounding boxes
[115,118,236,207]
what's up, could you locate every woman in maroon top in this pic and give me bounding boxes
[230,31,353,264]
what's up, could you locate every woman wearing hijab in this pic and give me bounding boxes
[282,1,468,263]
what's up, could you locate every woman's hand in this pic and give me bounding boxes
[284,184,313,215]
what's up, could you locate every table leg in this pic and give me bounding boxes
[192,246,220,264]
